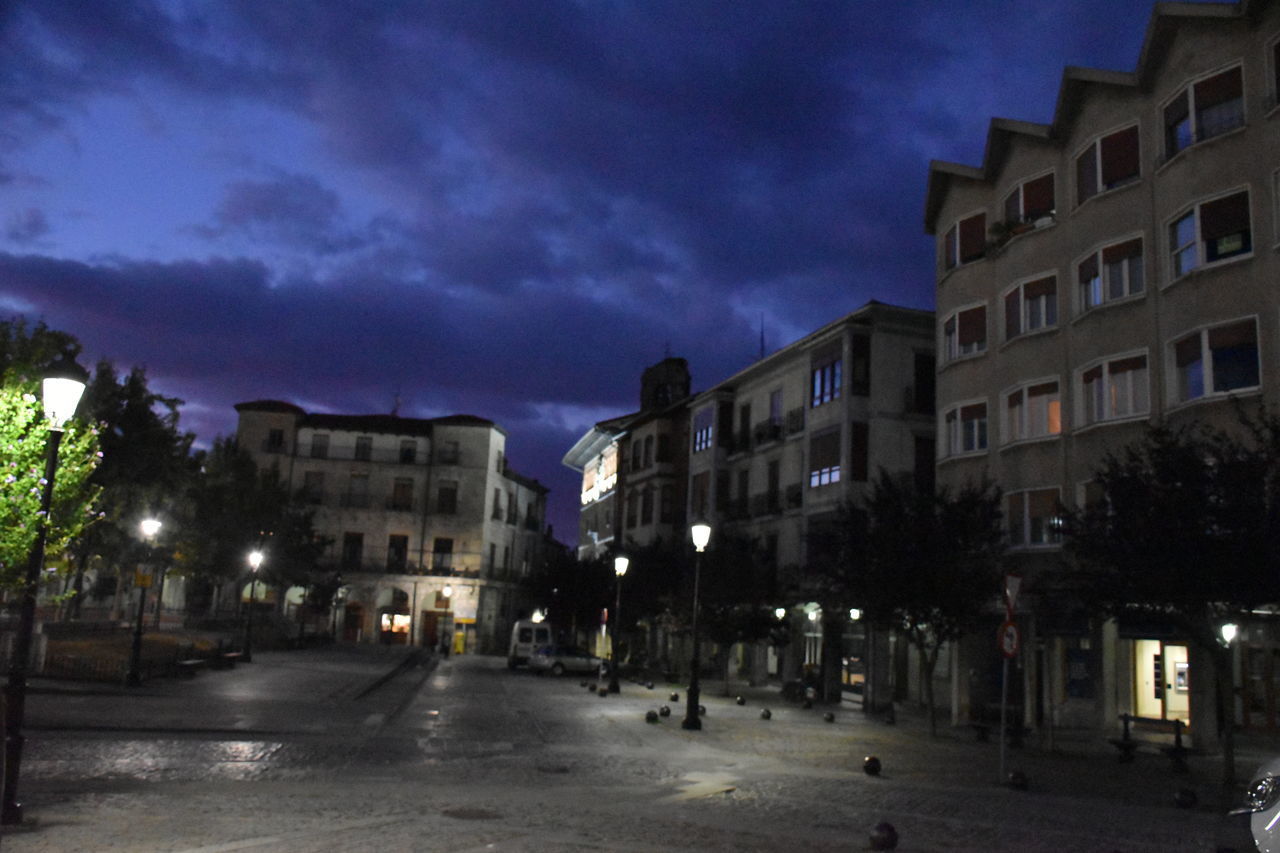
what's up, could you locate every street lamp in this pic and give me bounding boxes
[608,555,629,693]
[244,550,263,662]
[683,522,711,731]
[126,518,162,686]
[3,354,87,825]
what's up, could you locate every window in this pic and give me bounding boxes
[436,482,458,514]
[1076,125,1140,204]
[1007,488,1063,548]
[625,491,637,528]
[1004,380,1061,443]
[769,389,783,425]
[432,538,453,572]
[657,433,671,462]
[810,341,842,407]
[1003,173,1055,224]
[643,435,654,467]
[354,435,372,461]
[693,408,714,452]
[942,211,986,270]
[1003,274,1057,340]
[507,491,517,524]
[495,450,504,473]
[1163,65,1244,158]
[641,486,654,525]
[266,428,284,452]
[850,335,870,396]
[302,471,324,504]
[1078,237,1144,311]
[389,478,413,511]
[387,535,408,572]
[943,305,986,361]
[1079,354,1149,426]
[849,421,869,482]
[341,532,363,570]
[346,473,369,508]
[310,433,329,459]
[492,488,502,519]
[1171,318,1260,403]
[691,471,710,519]
[943,402,987,456]
[399,440,416,464]
[1169,190,1251,279]
[660,484,674,522]
[437,440,459,464]
[631,440,642,471]
[809,427,841,487]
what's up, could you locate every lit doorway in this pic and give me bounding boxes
[1134,639,1189,724]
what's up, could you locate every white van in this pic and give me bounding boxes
[508,619,552,668]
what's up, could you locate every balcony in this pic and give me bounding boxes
[340,493,371,509]
[785,484,803,509]
[752,420,782,446]
[385,497,415,512]
[749,492,781,517]
[903,386,935,416]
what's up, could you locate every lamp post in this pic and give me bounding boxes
[3,355,87,825]
[244,550,263,662]
[682,522,711,731]
[1221,621,1239,788]
[608,555,629,693]
[126,518,162,686]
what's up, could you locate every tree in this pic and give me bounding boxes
[0,319,102,590]
[825,470,1004,734]
[526,543,611,644]
[698,532,777,693]
[1063,415,1280,785]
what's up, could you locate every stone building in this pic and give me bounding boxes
[235,400,547,654]
[924,0,1280,741]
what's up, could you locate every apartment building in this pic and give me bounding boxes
[925,0,1280,741]
[686,302,936,688]
[563,358,692,559]
[235,400,548,655]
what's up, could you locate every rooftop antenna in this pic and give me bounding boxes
[391,389,401,417]
[759,314,766,361]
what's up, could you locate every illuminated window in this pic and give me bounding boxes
[810,341,842,408]
[942,402,987,456]
[1007,488,1063,548]
[692,408,714,452]
[1003,274,1057,340]
[808,428,841,488]
[1171,318,1259,403]
[1076,126,1140,205]
[1163,66,1244,159]
[1079,354,1148,426]
[942,211,986,270]
[1003,173,1055,224]
[1004,380,1061,443]
[942,304,986,361]
[1078,237,1143,311]
[1169,190,1251,280]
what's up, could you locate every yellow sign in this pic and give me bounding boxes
[134,568,153,588]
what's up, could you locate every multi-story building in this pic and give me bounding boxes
[235,400,548,655]
[925,0,1279,741]
[685,301,936,688]
[563,358,693,560]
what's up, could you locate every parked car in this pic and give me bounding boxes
[508,619,553,668]
[528,645,603,676]
[1233,757,1280,852]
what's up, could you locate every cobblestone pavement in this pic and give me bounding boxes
[1,650,1265,852]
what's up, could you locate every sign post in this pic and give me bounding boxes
[998,573,1022,784]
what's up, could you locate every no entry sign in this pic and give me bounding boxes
[998,620,1020,659]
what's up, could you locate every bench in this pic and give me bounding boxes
[1110,713,1189,771]
[175,659,206,678]
[221,652,244,668]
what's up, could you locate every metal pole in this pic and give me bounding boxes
[2,429,62,825]
[998,656,1009,784]
[244,576,256,662]
[608,575,622,693]
[126,574,147,686]
[682,550,703,730]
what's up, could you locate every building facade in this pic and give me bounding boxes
[685,302,936,690]
[925,0,1280,740]
[235,401,548,655]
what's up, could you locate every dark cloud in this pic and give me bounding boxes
[191,172,368,254]
[4,207,48,243]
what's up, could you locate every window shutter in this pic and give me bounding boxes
[1076,147,1098,204]
[1024,276,1055,300]
[1077,253,1099,285]
[1082,365,1103,384]
[957,306,985,346]
[1164,91,1190,126]
[1022,174,1054,219]
[1200,192,1250,242]
[1004,290,1021,339]
[1028,382,1057,400]
[960,402,986,421]
[1208,319,1255,350]
[1028,488,1058,519]
[1099,126,1140,186]
[810,428,841,469]
[1101,238,1142,264]
[1194,67,1242,109]
[1174,335,1202,369]
[958,213,986,262]
[1109,355,1146,375]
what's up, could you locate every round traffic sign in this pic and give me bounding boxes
[998,620,1020,659]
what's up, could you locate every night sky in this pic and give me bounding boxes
[0,1,1182,542]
